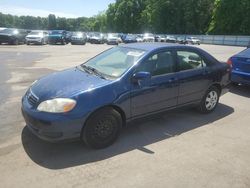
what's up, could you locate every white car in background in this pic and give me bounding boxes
[143,33,155,42]
[186,37,201,45]
[26,30,49,45]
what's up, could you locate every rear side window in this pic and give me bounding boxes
[177,51,206,71]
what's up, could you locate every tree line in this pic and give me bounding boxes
[0,0,249,35]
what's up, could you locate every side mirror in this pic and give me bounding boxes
[132,71,151,83]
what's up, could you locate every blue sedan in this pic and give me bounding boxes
[21,43,230,149]
[228,48,250,85]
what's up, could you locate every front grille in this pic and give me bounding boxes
[27,90,39,106]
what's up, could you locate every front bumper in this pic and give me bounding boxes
[48,37,63,44]
[231,71,250,85]
[26,38,43,43]
[21,96,86,142]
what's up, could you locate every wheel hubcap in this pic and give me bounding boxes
[205,91,218,110]
[94,119,113,139]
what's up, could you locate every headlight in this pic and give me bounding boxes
[37,98,76,113]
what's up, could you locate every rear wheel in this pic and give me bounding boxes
[198,86,220,113]
[13,39,19,45]
[82,107,122,149]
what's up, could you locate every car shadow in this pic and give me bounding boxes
[229,84,250,98]
[22,103,234,170]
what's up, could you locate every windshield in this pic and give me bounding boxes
[0,29,18,34]
[108,33,119,38]
[126,35,136,39]
[51,30,63,35]
[82,47,145,78]
[144,33,154,37]
[72,32,84,37]
[29,31,43,35]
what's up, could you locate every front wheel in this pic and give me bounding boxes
[198,86,220,113]
[82,107,122,149]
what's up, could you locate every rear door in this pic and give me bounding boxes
[175,49,211,105]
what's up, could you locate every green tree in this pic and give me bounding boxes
[209,0,250,35]
[48,14,57,30]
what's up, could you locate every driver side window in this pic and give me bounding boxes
[136,51,175,76]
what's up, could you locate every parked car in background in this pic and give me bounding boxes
[26,30,49,45]
[106,33,122,45]
[71,32,87,45]
[136,35,143,43]
[228,48,250,86]
[165,35,176,43]
[48,30,68,45]
[176,36,188,44]
[123,34,137,43]
[143,33,155,42]
[155,35,166,42]
[186,37,201,45]
[22,43,230,149]
[0,28,28,45]
[89,33,105,44]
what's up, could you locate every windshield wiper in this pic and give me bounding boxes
[80,64,106,79]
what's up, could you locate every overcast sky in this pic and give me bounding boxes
[0,0,115,18]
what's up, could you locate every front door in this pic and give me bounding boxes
[130,50,179,117]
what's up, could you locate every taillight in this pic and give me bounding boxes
[227,58,233,68]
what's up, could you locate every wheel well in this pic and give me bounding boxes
[211,83,222,94]
[85,105,126,127]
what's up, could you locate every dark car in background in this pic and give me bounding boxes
[228,48,250,86]
[71,32,87,45]
[21,43,230,149]
[89,33,105,44]
[48,30,69,45]
[25,30,49,45]
[123,34,137,43]
[0,28,28,45]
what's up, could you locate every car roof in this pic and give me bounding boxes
[234,48,250,58]
[120,42,187,51]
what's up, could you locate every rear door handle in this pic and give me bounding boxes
[168,77,178,83]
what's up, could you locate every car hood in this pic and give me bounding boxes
[30,67,111,101]
[49,34,63,38]
[0,33,12,37]
[27,35,41,38]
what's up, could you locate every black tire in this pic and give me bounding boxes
[27,42,30,45]
[61,39,66,45]
[198,86,220,113]
[13,39,19,45]
[41,39,45,45]
[231,82,239,86]
[82,107,122,149]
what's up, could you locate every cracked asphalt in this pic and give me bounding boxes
[0,43,249,188]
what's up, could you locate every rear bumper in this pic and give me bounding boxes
[231,71,250,85]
